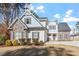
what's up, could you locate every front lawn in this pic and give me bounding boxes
[0,44,79,56]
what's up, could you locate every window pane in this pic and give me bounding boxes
[49,25,56,30]
[25,18,31,24]
[32,32,39,39]
[14,32,22,40]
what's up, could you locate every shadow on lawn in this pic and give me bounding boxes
[48,46,74,56]
[2,46,75,56]
[3,47,49,56]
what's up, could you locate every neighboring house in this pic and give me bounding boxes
[58,23,71,40]
[48,21,58,40]
[8,8,71,42]
[76,22,79,35]
[48,21,71,41]
[70,22,79,40]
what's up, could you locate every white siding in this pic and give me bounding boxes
[40,22,46,27]
[48,22,58,33]
[22,10,42,27]
[28,30,47,42]
[22,16,41,27]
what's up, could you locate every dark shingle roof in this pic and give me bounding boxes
[58,23,71,32]
[30,10,47,20]
[30,10,39,18]
[28,27,47,30]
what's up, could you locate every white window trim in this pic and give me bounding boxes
[32,32,39,39]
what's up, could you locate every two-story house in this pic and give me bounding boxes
[48,21,58,40]
[8,9,48,42]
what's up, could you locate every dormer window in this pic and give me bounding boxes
[25,18,31,24]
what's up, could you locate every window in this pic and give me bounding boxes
[25,18,31,24]
[14,32,22,40]
[49,25,56,30]
[32,32,39,39]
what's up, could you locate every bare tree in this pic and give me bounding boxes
[0,3,25,39]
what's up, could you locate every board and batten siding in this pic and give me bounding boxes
[28,30,47,42]
[22,13,42,28]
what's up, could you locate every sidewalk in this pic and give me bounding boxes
[45,41,79,47]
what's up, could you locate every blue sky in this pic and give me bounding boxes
[31,3,79,29]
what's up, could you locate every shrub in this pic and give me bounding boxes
[0,35,4,45]
[26,38,32,45]
[5,40,12,46]
[19,39,26,45]
[33,39,40,45]
[12,39,19,46]
[39,41,44,46]
[3,36,9,42]
[27,38,31,43]
[0,36,10,45]
[33,39,38,43]
[27,43,33,45]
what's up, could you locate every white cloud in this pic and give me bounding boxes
[30,4,34,10]
[63,17,79,22]
[36,5,45,13]
[30,5,45,13]
[30,6,34,10]
[65,10,73,17]
[36,5,44,10]
[62,10,79,22]
[54,14,61,18]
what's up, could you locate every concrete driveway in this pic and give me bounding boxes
[45,41,79,47]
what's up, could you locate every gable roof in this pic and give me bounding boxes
[28,9,47,28]
[58,22,71,32]
[28,27,47,31]
[8,17,28,29]
[8,9,47,30]
[30,10,48,20]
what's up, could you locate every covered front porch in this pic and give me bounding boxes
[10,30,46,42]
[48,33,58,41]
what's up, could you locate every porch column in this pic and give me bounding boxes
[10,31,14,40]
[26,30,28,40]
[24,30,28,42]
[56,33,58,41]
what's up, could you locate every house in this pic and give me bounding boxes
[8,9,48,42]
[48,21,71,41]
[70,22,79,40]
[58,23,71,40]
[76,22,79,35]
[48,21,58,40]
[8,8,71,42]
